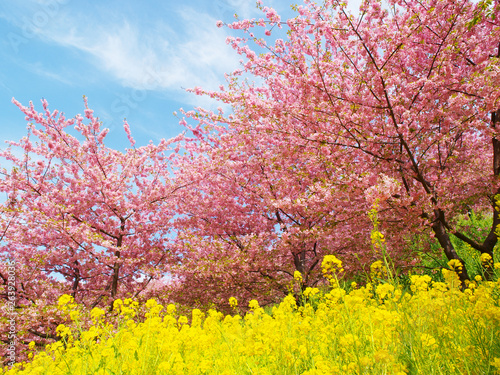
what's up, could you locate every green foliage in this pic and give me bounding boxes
[408,211,500,281]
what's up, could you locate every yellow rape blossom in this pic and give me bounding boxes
[491,357,500,372]
[248,299,260,310]
[69,310,80,321]
[294,270,303,283]
[5,255,500,375]
[90,307,105,321]
[57,294,76,311]
[322,255,344,285]
[480,253,493,268]
[229,297,238,308]
[178,315,189,326]
[420,333,438,349]
[371,230,385,247]
[55,324,72,338]
[410,274,432,293]
[303,287,320,298]
[448,259,463,273]
[375,282,395,302]
[166,303,176,315]
[113,299,123,311]
[370,260,387,281]
[442,268,461,288]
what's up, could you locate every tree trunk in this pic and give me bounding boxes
[71,261,80,298]
[431,208,470,287]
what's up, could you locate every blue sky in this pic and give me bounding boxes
[0,0,291,151]
[0,0,362,152]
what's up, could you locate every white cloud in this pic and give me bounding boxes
[27,5,240,98]
[23,61,74,85]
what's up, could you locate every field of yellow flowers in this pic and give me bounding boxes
[2,254,500,375]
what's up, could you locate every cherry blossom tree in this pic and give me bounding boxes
[173,0,500,299]
[169,107,409,310]
[0,98,183,361]
[2,0,500,360]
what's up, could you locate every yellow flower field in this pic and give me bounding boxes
[3,260,500,375]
